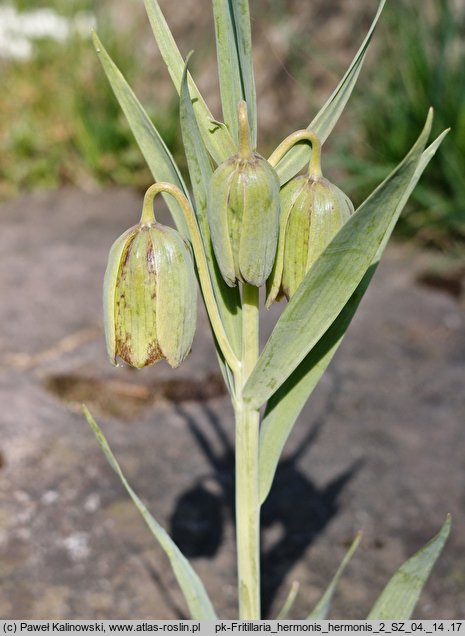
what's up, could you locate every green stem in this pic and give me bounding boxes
[238,100,253,159]
[268,129,322,177]
[141,183,159,224]
[141,182,240,375]
[234,283,260,619]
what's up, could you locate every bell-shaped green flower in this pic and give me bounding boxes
[279,174,354,300]
[103,188,197,369]
[266,130,353,305]
[208,101,280,287]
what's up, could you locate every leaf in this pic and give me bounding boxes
[245,113,433,409]
[179,53,214,213]
[144,0,236,164]
[367,516,451,619]
[212,0,256,146]
[92,32,189,239]
[258,280,364,505]
[231,0,256,147]
[83,407,217,619]
[212,0,244,144]
[244,111,436,411]
[258,128,448,505]
[276,581,300,620]
[274,0,386,186]
[307,533,362,619]
[179,55,242,358]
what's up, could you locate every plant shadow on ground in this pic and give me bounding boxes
[168,397,361,618]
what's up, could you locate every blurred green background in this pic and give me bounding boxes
[339,0,465,252]
[1,0,464,253]
[0,0,178,198]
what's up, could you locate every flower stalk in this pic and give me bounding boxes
[268,129,322,177]
[142,182,240,375]
[238,100,253,159]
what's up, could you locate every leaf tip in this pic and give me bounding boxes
[91,30,102,51]
[82,404,98,432]
[181,51,194,87]
[426,106,434,128]
[354,530,363,545]
[417,107,434,146]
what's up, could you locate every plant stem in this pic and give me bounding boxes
[235,283,260,619]
[238,101,253,159]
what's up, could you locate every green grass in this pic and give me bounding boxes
[0,1,183,200]
[14,0,91,11]
[335,0,465,249]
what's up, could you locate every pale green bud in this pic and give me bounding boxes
[280,175,354,299]
[103,221,197,369]
[207,101,280,288]
[208,154,280,287]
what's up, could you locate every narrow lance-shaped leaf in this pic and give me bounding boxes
[179,55,242,360]
[144,0,236,164]
[367,516,451,619]
[212,0,256,146]
[83,407,217,620]
[258,128,448,505]
[274,0,386,186]
[307,533,362,619]
[259,292,359,505]
[179,54,214,220]
[92,32,189,239]
[231,0,256,147]
[275,581,300,620]
[213,0,245,144]
[244,111,434,410]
